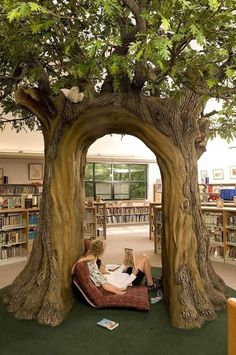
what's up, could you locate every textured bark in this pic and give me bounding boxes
[3,89,227,328]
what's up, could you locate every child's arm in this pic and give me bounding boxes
[78,254,95,262]
[99,264,110,274]
[71,254,95,274]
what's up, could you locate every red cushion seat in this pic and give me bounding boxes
[72,261,150,311]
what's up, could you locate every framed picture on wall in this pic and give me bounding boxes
[212,169,224,180]
[28,164,43,180]
[230,166,236,179]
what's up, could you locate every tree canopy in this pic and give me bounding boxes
[0,0,236,139]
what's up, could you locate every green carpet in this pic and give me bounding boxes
[0,269,235,355]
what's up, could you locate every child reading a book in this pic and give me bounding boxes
[77,239,126,295]
[76,239,158,292]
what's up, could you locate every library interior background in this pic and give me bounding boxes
[1,116,236,351]
[1,117,236,274]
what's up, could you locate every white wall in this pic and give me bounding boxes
[0,125,44,153]
[87,134,156,160]
[0,158,44,184]
[1,126,236,197]
[198,137,236,184]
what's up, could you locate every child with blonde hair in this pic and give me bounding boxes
[76,238,158,294]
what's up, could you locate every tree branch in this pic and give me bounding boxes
[215,50,234,81]
[202,110,220,118]
[0,113,34,124]
[121,0,146,32]
[121,0,147,89]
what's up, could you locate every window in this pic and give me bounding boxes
[84,163,147,200]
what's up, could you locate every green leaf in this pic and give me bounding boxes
[28,2,48,13]
[161,18,170,31]
[207,78,218,89]
[226,68,234,78]
[7,8,20,22]
[208,0,219,11]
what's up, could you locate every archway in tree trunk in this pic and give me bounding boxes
[4,94,227,329]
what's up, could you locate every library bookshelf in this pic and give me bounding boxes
[0,183,43,196]
[0,208,29,262]
[149,202,161,240]
[150,204,236,265]
[84,206,97,240]
[106,200,149,226]
[153,182,236,204]
[94,202,106,239]
[0,183,43,209]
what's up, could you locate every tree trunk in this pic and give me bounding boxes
[3,89,227,328]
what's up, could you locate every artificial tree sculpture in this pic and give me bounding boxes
[0,1,236,328]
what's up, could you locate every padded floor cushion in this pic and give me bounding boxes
[73,261,150,311]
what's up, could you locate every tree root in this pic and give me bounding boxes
[174,264,225,328]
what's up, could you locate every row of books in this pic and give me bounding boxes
[29,230,37,240]
[106,207,149,215]
[0,185,41,195]
[226,247,236,260]
[210,234,223,243]
[0,245,27,260]
[0,214,24,228]
[209,245,224,257]
[202,213,223,226]
[107,214,149,224]
[0,230,26,245]
[84,210,95,221]
[228,216,236,225]
[227,232,236,243]
[29,213,39,225]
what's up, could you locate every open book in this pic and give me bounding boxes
[124,247,136,267]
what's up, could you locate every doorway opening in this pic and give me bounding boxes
[85,134,162,268]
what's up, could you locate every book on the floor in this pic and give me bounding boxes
[97,318,119,330]
[124,247,136,267]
